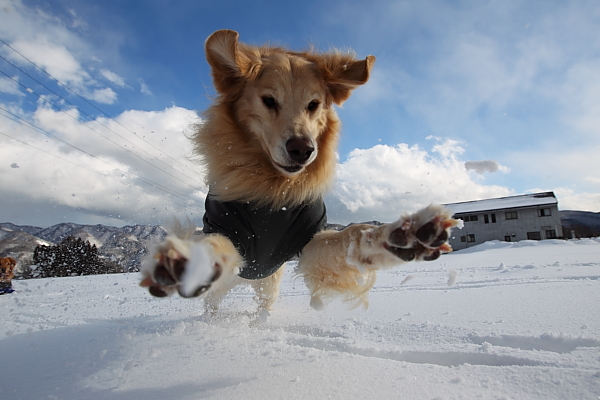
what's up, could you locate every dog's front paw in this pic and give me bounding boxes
[384,205,460,262]
[140,237,222,298]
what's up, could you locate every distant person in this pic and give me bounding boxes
[0,257,16,295]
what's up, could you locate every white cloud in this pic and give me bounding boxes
[100,69,127,88]
[0,75,24,96]
[327,139,512,224]
[139,78,153,96]
[0,0,121,104]
[529,188,600,213]
[465,160,510,174]
[0,103,205,227]
[88,87,118,104]
[9,39,90,87]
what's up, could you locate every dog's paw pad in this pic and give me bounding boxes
[148,285,169,298]
[416,221,449,248]
[388,221,411,248]
[385,205,459,262]
[383,242,417,262]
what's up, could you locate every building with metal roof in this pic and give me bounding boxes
[444,191,563,250]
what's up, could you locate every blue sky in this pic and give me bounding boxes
[1,0,599,228]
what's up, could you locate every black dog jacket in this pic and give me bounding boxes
[202,193,327,280]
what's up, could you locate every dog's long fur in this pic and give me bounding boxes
[141,30,458,313]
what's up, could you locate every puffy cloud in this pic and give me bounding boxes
[0,104,205,227]
[88,87,118,104]
[0,1,122,104]
[327,138,512,224]
[465,160,509,174]
[9,39,90,87]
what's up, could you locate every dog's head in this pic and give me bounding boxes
[0,257,16,280]
[204,30,375,177]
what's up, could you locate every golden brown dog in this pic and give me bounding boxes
[0,257,16,283]
[140,30,458,313]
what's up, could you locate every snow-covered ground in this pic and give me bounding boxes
[1,238,600,399]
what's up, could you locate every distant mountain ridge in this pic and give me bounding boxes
[0,222,169,273]
[1,210,598,274]
[559,210,600,238]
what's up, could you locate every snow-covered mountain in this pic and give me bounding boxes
[0,222,168,272]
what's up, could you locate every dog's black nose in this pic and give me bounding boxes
[286,137,314,164]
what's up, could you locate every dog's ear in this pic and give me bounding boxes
[322,54,376,105]
[205,30,255,94]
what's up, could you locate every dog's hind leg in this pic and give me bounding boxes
[140,233,243,301]
[250,265,285,312]
[296,204,460,309]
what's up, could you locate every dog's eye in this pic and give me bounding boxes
[262,96,278,110]
[307,101,320,112]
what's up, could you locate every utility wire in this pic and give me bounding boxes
[0,57,200,187]
[0,107,204,207]
[0,38,196,172]
[0,68,203,194]
[0,130,202,212]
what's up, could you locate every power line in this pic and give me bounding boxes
[0,130,202,212]
[0,106,204,207]
[0,38,196,172]
[0,58,201,188]
[0,68,203,193]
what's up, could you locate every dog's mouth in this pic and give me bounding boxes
[275,163,304,174]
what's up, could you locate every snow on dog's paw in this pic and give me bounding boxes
[384,204,460,262]
[140,237,222,298]
[180,242,223,297]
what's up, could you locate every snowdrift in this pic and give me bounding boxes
[1,238,599,399]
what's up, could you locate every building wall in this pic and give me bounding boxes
[449,204,563,250]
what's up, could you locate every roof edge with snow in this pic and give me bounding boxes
[444,191,558,214]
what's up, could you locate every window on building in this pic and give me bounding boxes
[538,208,551,217]
[505,211,518,220]
[461,234,476,243]
[484,214,489,223]
[491,213,496,223]
[527,231,541,240]
[462,215,478,222]
[546,230,557,239]
[504,235,511,242]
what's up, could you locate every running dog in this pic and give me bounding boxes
[140,30,459,312]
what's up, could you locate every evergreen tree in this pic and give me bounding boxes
[30,236,121,278]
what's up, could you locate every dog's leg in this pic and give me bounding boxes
[140,233,242,301]
[296,204,460,309]
[203,273,243,316]
[250,265,285,312]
